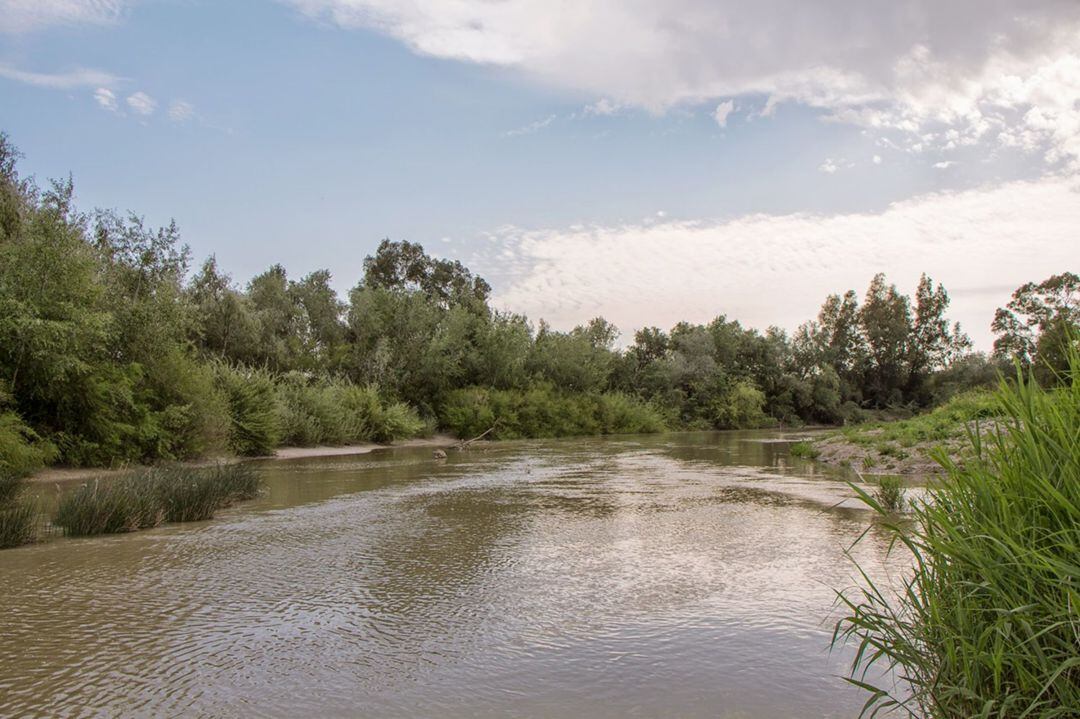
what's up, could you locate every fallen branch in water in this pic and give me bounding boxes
[458,424,497,450]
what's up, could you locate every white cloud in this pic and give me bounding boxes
[468,176,1080,350]
[819,158,854,174]
[872,154,882,165]
[287,1,1080,167]
[0,63,119,88]
[503,114,555,137]
[584,98,620,116]
[934,160,957,169]
[168,99,194,122]
[712,100,735,128]
[125,91,156,116]
[94,87,118,111]
[0,0,128,33]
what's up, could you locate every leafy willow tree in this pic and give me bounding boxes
[992,272,1079,383]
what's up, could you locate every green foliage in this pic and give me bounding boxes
[213,364,281,457]
[872,475,906,512]
[835,348,1080,717]
[440,385,664,439]
[788,441,820,459]
[0,495,38,548]
[714,380,770,429]
[276,375,424,446]
[838,389,1000,451]
[54,477,164,536]
[0,405,56,477]
[0,463,39,548]
[54,464,261,536]
[992,271,1079,368]
[0,134,1073,464]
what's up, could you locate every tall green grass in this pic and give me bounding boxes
[54,464,262,536]
[834,349,1080,717]
[0,471,38,548]
[873,476,907,513]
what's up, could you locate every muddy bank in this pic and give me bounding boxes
[29,435,459,485]
[812,432,953,476]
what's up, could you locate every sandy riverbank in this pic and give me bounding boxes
[29,435,459,484]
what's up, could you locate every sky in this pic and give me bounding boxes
[1,1,1079,350]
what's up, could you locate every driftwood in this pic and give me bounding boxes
[457,424,497,450]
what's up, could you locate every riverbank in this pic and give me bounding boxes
[29,435,459,485]
[803,390,1001,476]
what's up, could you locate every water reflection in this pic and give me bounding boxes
[0,431,904,718]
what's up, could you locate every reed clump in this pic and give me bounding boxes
[54,464,262,537]
[834,348,1080,718]
[0,472,39,548]
[789,441,820,459]
[873,476,907,513]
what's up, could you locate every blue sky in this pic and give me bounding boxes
[2,0,1079,348]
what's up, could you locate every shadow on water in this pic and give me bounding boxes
[0,430,908,718]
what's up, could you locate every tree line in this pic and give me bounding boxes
[0,133,1074,474]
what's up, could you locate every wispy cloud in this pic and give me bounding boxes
[503,114,555,137]
[712,100,734,128]
[584,98,621,116]
[0,0,130,33]
[168,99,194,122]
[93,87,118,111]
[125,91,156,116]
[0,62,120,89]
[469,176,1080,350]
[818,158,854,174]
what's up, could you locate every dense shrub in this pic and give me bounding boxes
[276,376,425,446]
[214,364,281,456]
[440,385,665,440]
[0,408,56,477]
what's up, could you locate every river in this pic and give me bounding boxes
[0,431,905,718]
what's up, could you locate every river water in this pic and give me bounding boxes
[0,431,905,718]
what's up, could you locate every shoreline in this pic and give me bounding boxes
[28,435,459,485]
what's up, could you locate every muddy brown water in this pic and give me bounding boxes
[0,431,907,718]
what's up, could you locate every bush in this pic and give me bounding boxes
[214,364,281,456]
[835,351,1080,717]
[276,377,425,447]
[439,385,666,439]
[0,409,57,478]
[713,381,770,429]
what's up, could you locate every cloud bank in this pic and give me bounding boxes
[469,176,1080,349]
[288,0,1080,166]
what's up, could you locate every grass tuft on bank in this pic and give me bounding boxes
[834,349,1080,717]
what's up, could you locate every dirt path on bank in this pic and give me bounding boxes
[29,435,459,485]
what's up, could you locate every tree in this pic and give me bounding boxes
[362,239,491,310]
[907,274,970,399]
[992,272,1079,372]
